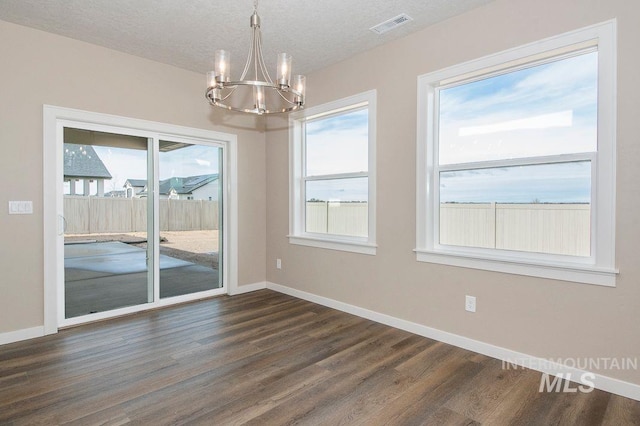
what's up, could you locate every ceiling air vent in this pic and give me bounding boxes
[370,13,413,35]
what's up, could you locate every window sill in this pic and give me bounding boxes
[414,249,617,287]
[289,235,377,255]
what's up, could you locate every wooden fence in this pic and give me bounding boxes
[65,198,589,256]
[306,201,590,256]
[306,202,368,237]
[439,203,590,256]
[64,196,218,234]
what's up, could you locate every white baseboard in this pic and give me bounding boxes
[230,281,267,295]
[2,283,267,346]
[266,281,640,402]
[0,326,45,346]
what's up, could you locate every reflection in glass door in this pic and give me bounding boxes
[62,128,153,318]
[158,141,223,298]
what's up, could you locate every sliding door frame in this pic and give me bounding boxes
[43,105,238,334]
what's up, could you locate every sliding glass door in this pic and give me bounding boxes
[60,127,224,323]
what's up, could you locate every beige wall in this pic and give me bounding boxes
[0,20,266,333]
[266,0,640,384]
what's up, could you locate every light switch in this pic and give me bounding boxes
[8,201,33,215]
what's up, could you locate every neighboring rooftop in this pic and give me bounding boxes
[104,190,127,198]
[130,174,219,196]
[63,143,112,180]
[125,179,147,187]
[159,174,218,195]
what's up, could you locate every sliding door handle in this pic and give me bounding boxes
[58,214,67,235]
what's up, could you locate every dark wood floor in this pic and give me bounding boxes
[1,290,639,425]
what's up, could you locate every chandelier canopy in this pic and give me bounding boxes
[205,0,306,115]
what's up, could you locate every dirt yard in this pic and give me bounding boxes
[65,230,219,268]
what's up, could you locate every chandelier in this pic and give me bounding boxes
[205,0,306,115]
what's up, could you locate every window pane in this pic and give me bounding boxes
[305,177,368,237]
[439,51,598,165]
[439,161,591,256]
[158,142,223,299]
[63,138,151,319]
[306,109,368,176]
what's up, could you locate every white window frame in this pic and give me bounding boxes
[289,90,377,255]
[415,21,617,286]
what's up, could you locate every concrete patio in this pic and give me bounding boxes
[64,241,220,318]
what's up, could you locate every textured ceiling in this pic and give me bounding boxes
[0,0,494,77]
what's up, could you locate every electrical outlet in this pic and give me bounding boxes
[276,258,282,269]
[465,295,476,313]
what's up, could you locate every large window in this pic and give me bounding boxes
[289,90,376,254]
[416,21,617,285]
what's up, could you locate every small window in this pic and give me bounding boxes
[416,21,617,286]
[289,90,376,254]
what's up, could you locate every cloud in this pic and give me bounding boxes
[306,177,368,202]
[459,110,573,137]
[306,109,369,176]
[438,51,598,166]
[440,161,591,203]
[440,52,597,124]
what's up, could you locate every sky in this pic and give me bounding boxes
[303,50,597,204]
[305,109,369,202]
[439,51,598,164]
[440,161,591,203]
[438,51,597,203]
[89,143,220,194]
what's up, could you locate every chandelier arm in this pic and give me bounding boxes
[255,30,274,84]
[240,24,256,80]
[239,48,252,82]
[219,85,239,102]
[253,28,260,81]
[205,84,241,103]
[274,88,297,105]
